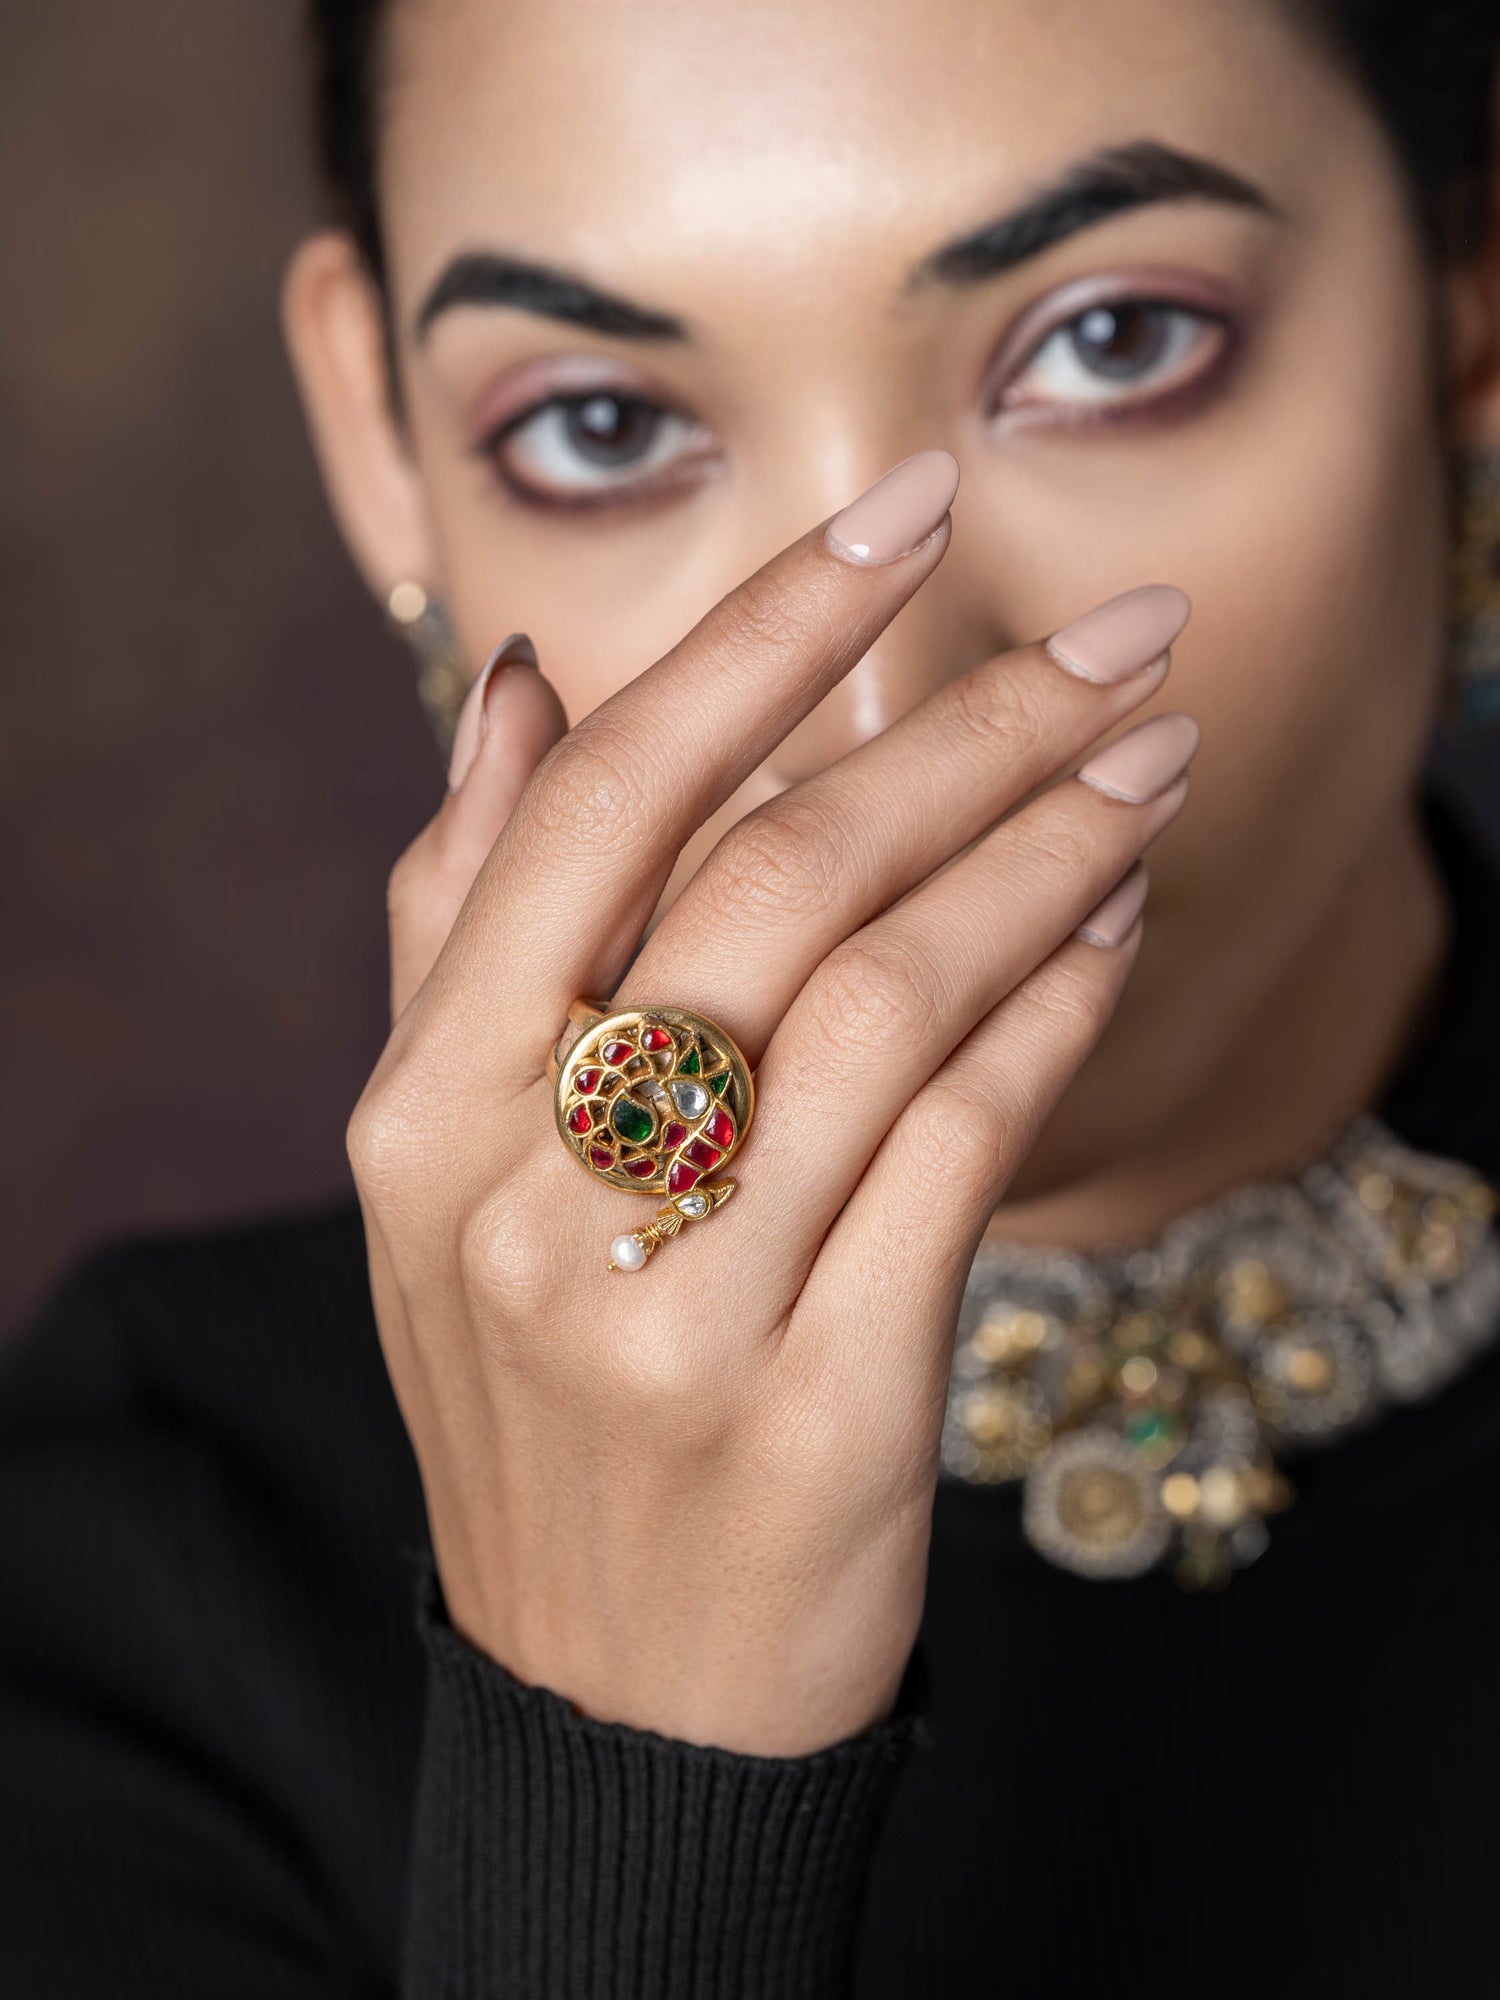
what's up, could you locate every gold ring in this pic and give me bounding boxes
[550,1002,754,1272]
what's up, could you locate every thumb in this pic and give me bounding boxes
[387,632,569,1021]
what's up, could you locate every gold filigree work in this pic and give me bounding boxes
[551,1003,755,1269]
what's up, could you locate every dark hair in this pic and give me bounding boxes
[308,0,1497,285]
[308,0,390,287]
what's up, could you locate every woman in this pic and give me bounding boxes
[4,0,1500,1991]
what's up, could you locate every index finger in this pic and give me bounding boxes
[426,449,961,1048]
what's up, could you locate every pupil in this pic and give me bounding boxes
[1073,304,1168,379]
[566,393,655,465]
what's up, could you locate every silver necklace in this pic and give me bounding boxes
[940,1115,1500,1587]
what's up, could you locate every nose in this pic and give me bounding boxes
[765,505,1006,786]
[765,602,953,783]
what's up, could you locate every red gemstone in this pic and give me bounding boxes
[641,1027,672,1051]
[589,1146,615,1171]
[625,1157,657,1179]
[662,1121,687,1150]
[601,1040,634,1065]
[567,1104,593,1135]
[685,1139,721,1170]
[705,1109,734,1148]
[667,1160,700,1194]
[574,1067,602,1094]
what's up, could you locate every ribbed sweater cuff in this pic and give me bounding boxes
[401,1557,922,1998]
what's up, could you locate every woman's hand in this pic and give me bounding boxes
[352,450,1195,1757]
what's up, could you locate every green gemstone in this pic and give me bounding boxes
[611,1099,654,1145]
[709,1072,729,1095]
[681,1048,701,1075]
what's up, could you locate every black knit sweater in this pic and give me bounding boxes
[5,795,1500,1999]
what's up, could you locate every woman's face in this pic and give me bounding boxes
[294,0,1491,1198]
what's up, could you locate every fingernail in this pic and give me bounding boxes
[1076,860,1149,947]
[1045,583,1192,684]
[446,632,538,792]
[1077,712,1200,804]
[824,450,961,566]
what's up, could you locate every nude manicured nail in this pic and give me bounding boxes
[447,631,538,791]
[1077,712,1199,803]
[824,450,961,566]
[1045,583,1192,684]
[1076,861,1149,947]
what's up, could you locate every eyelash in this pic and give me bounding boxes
[475,295,1239,514]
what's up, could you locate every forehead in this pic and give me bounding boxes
[381,0,1353,313]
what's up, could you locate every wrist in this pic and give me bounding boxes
[429,1522,925,1757]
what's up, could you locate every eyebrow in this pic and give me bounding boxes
[413,139,1280,343]
[909,139,1280,291]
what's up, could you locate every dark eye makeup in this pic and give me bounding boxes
[469,277,1247,515]
[990,295,1241,430]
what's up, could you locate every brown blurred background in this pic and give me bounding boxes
[2,0,1498,1332]
[1,1,435,1331]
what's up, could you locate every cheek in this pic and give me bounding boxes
[979,282,1445,929]
[411,437,759,727]
[1168,317,1448,915]
[1178,377,1445,862]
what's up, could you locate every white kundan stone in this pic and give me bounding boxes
[669,1080,710,1119]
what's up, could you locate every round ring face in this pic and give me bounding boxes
[553,1007,754,1197]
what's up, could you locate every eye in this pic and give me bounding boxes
[480,390,719,509]
[995,299,1232,422]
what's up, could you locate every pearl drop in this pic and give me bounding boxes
[610,1233,648,1272]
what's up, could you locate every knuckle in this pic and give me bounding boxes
[459,1200,724,1417]
[945,658,1053,765]
[899,957,1123,1202]
[695,560,848,693]
[899,1078,1006,1194]
[1000,961,1119,1108]
[606,1324,724,1418]
[813,932,944,1055]
[706,793,846,919]
[520,724,653,857]
[1026,951,1119,1048]
[457,1183,553,1315]
[1018,807,1097,893]
[346,1067,428,1199]
[723,564,834,665]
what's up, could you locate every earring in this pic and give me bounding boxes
[1448,449,1500,723]
[387,581,472,750]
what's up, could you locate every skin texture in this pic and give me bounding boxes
[283,0,1500,1749]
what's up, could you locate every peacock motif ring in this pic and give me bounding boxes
[548,1000,755,1271]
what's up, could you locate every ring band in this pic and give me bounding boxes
[550,1002,755,1271]
[544,998,613,1085]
